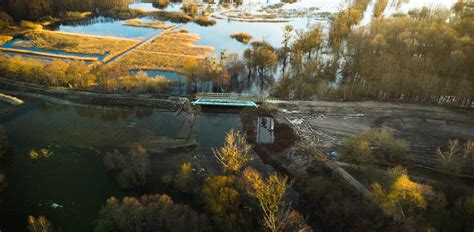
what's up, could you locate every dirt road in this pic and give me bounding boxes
[269,100,474,169]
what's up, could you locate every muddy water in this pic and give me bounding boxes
[0,101,278,231]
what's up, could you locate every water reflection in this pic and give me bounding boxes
[49,16,163,39]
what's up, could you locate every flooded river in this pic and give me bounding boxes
[0,101,275,231]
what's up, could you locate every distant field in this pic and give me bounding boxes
[21,31,141,62]
[123,19,173,29]
[118,30,214,73]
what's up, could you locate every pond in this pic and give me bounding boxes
[0,101,279,231]
[47,16,164,40]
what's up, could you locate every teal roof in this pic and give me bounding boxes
[192,98,258,107]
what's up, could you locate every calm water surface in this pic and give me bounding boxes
[0,101,275,231]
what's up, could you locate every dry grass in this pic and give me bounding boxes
[140,30,214,57]
[59,11,93,21]
[116,30,213,73]
[117,50,203,73]
[23,31,141,61]
[0,35,13,46]
[123,19,174,29]
[0,47,99,61]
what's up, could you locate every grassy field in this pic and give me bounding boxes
[0,47,99,61]
[123,19,173,29]
[116,50,203,73]
[21,31,141,61]
[117,30,213,73]
[140,30,214,57]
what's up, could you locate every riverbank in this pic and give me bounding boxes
[0,77,185,110]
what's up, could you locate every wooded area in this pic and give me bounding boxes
[0,0,129,20]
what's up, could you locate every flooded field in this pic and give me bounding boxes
[0,101,278,231]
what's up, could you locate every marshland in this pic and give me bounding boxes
[0,0,473,231]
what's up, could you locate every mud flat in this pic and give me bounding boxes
[266,100,474,171]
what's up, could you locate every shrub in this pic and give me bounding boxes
[340,129,408,164]
[152,0,170,9]
[20,20,43,30]
[230,32,252,44]
[194,16,216,26]
[96,194,211,232]
[103,145,151,189]
[182,2,198,17]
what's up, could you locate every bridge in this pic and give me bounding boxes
[192,92,263,107]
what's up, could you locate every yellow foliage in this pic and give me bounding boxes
[23,31,140,62]
[29,148,53,160]
[212,129,252,173]
[372,174,431,223]
[124,19,173,29]
[0,35,13,46]
[243,168,290,232]
[201,175,245,230]
[174,162,194,193]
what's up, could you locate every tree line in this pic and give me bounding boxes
[270,0,473,108]
[0,55,170,94]
[0,0,130,20]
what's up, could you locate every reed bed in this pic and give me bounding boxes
[117,50,203,73]
[22,31,141,60]
[123,19,173,29]
[118,30,213,73]
[140,31,214,57]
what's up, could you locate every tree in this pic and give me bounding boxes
[437,139,474,174]
[372,174,431,224]
[373,0,389,18]
[201,175,250,232]
[103,145,151,189]
[96,194,211,232]
[243,168,297,232]
[174,162,194,193]
[128,144,149,187]
[182,2,198,17]
[293,26,323,60]
[27,216,53,232]
[183,59,202,90]
[279,25,293,73]
[212,129,252,174]
[244,41,278,78]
